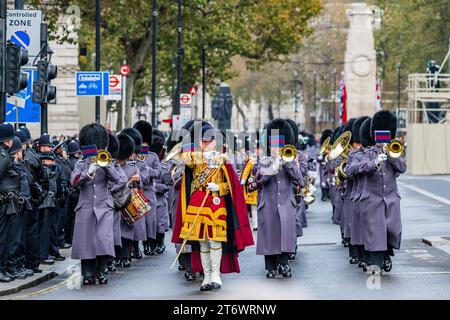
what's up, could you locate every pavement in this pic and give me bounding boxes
[2,174,450,300]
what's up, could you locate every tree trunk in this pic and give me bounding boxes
[235,100,247,131]
[268,103,274,121]
[124,73,137,127]
[123,25,153,128]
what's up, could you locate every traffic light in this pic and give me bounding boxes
[5,42,28,95]
[33,60,57,103]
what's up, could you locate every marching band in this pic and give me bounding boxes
[0,109,405,287]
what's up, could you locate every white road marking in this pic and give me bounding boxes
[412,254,434,259]
[399,182,450,205]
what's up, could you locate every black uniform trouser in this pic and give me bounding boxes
[156,233,165,247]
[6,211,26,273]
[370,245,394,268]
[39,208,52,261]
[81,255,110,277]
[119,238,133,259]
[179,252,192,271]
[64,195,78,245]
[57,199,69,247]
[25,205,40,269]
[265,253,289,271]
[0,205,10,273]
[348,243,358,258]
[321,187,329,200]
[145,237,158,251]
[49,208,60,257]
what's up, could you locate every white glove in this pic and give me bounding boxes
[240,179,246,185]
[318,155,323,161]
[88,163,99,176]
[207,182,220,192]
[375,153,388,166]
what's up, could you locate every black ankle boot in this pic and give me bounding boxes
[266,270,276,278]
[83,276,95,285]
[278,264,292,278]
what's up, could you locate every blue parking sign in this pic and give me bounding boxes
[76,71,110,96]
[6,69,41,123]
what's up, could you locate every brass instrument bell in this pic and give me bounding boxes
[280,144,297,162]
[95,150,112,167]
[329,131,352,160]
[386,140,404,159]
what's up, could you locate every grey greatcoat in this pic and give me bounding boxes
[143,152,161,240]
[345,149,365,245]
[358,145,406,252]
[342,150,358,239]
[120,161,149,241]
[255,159,304,256]
[154,161,172,233]
[109,164,128,246]
[70,159,120,260]
[297,152,308,233]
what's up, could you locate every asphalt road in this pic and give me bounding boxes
[6,175,450,300]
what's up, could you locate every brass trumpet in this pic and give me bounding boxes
[280,144,297,162]
[94,150,112,167]
[385,140,404,159]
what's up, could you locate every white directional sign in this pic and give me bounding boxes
[7,10,42,65]
[105,74,122,101]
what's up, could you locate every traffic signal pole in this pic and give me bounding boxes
[0,0,7,123]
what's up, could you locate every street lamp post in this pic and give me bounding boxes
[95,0,101,123]
[396,63,401,126]
[174,0,183,116]
[151,0,157,127]
[333,69,337,128]
[313,71,317,134]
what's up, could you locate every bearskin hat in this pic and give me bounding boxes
[150,135,166,156]
[153,129,165,141]
[107,133,120,159]
[360,117,374,148]
[341,118,356,145]
[330,126,342,145]
[370,110,397,139]
[133,120,152,145]
[117,133,135,161]
[266,118,295,147]
[352,116,370,144]
[122,128,142,154]
[79,123,109,150]
[320,129,333,145]
[285,119,299,148]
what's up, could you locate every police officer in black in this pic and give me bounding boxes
[53,140,71,249]
[5,137,34,280]
[64,140,81,247]
[19,127,45,274]
[0,123,20,283]
[37,134,60,265]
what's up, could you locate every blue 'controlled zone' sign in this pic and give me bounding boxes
[6,69,40,123]
[76,72,110,96]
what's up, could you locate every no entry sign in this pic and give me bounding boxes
[180,94,192,107]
